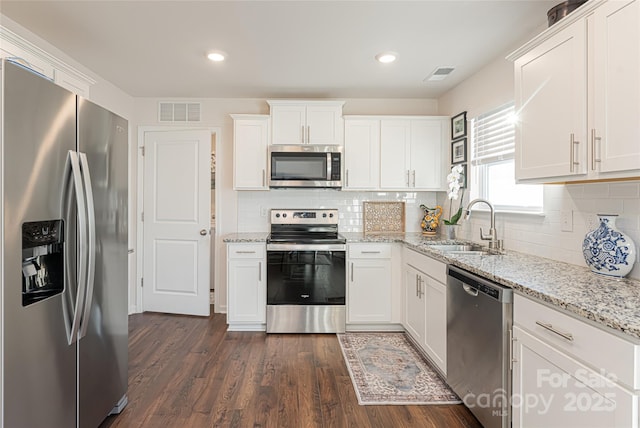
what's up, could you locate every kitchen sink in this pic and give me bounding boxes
[428,244,494,256]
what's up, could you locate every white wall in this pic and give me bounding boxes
[437,34,640,281]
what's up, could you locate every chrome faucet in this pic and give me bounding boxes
[463,199,503,251]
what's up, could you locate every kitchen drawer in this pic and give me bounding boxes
[404,248,447,284]
[514,294,640,390]
[227,243,265,259]
[349,243,391,259]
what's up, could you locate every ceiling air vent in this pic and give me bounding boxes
[425,66,456,82]
[158,102,201,122]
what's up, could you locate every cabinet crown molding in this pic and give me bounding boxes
[0,25,96,86]
[267,99,345,107]
[506,0,604,61]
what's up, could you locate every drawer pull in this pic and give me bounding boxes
[235,250,256,254]
[535,321,574,341]
[360,251,381,254]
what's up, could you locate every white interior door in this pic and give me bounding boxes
[143,129,211,316]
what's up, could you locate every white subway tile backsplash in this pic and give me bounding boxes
[610,182,640,199]
[623,198,640,215]
[236,181,640,280]
[237,189,439,233]
[582,183,610,199]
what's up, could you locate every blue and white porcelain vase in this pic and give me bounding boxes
[582,214,636,277]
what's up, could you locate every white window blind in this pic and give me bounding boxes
[472,102,515,166]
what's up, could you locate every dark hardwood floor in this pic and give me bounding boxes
[100,310,481,428]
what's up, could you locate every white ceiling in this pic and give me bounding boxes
[1,0,557,99]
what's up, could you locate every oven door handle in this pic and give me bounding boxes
[267,243,346,252]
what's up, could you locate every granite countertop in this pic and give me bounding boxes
[222,232,269,243]
[224,231,640,341]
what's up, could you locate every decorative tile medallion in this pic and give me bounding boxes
[363,202,405,234]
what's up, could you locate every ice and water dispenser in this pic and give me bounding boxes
[21,220,64,306]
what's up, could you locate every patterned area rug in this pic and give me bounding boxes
[337,332,461,405]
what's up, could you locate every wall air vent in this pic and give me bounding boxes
[424,66,456,82]
[158,102,201,122]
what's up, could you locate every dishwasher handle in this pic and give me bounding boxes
[447,265,513,303]
[463,284,479,296]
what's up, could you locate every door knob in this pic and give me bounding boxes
[200,229,208,236]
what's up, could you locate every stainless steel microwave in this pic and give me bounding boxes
[268,145,342,188]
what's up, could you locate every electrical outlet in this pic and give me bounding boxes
[260,206,268,217]
[561,210,573,232]
[585,214,599,231]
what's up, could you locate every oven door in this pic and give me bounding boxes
[266,244,345,333]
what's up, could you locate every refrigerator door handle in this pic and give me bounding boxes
[62,150,89,345]
[78,152,96,339]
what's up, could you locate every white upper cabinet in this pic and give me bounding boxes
[512,19,587,181]
[592,0,640,174]
[343,118,380,189]
[380,117,447,191]
[509,0,640,183]
[268,100,344,145]
[231,114,269,190]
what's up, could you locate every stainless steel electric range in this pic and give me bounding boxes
[266,209,346,333]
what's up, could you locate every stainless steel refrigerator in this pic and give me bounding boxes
[0,59,128,427]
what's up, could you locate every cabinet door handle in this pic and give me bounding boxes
[258,262,262,281]
[570,133,580,173]
[346,169,349,187]
[307,125,310,144]
[411,170,416,187]
[535,321,574,341]
[262,169,266,187]
[509,329,517,365]
[406,170,410,187]
[416,275,419,297]
[350,262,354,282]
[591,129,602,171]
[301,125,305,144]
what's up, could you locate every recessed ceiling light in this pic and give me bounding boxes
[375,52,397,64]
[207,51,226,62]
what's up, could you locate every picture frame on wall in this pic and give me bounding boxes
[451,138,466,164]
[451,111,467,139]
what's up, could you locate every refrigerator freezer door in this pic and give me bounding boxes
[77,98,128,427]
[2,60,78,427]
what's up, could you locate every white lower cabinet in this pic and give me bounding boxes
[226,243,266,330]
[402,248,447,375]
[513,294,640,428]
[347,243,394,326]
[404,264,426,343]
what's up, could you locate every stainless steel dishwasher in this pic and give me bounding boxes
[447,265,513,428]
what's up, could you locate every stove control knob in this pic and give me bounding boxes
[275,213,280,218]
[322,213,327,218]
[329,213,334,218]
[283,213,287,218]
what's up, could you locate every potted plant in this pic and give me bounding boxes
[442,164,465,239]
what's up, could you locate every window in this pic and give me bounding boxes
[470,102,543,213]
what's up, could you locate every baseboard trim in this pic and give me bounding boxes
[346,323,405,332]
